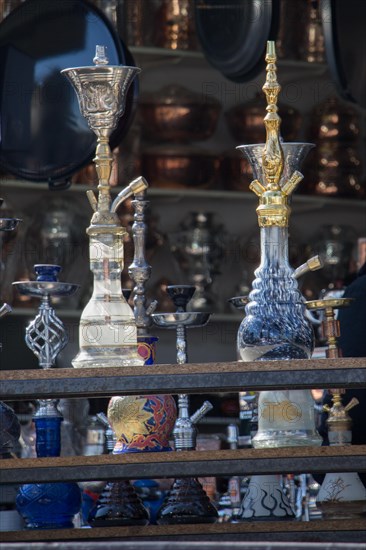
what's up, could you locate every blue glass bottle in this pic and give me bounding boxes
[16,400,81,529]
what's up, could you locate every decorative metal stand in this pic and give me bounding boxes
[13,264,81,529]
[305,297,366,519]
[61,45,147,368]
[153,285,218,524]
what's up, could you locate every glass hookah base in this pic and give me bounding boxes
[318,500,366,521]
[72,348,144,368]
[157,477,218,525]
[25,519,75,530]
[252,429,323,448]
[88,481,149,527]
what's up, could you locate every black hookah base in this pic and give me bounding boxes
[88,480,150,527]
[157,477,218,525]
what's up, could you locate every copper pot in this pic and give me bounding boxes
[316,142,362,172]
[141,145,220,189]
[303,167,364,198]
[225,93,301,143]
[139,84,221,142]
[308,96,360,142]
[220,149,252,192]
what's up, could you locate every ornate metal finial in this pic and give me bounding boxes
[262,40,283,191]
[93,45,109,65]
[248,41,304,228]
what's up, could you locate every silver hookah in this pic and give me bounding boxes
[61,45,147,369]
[12,264,79,422]
[152,285,213,450]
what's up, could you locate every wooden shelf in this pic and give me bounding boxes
[2,446,366,486]
[1,519,365,544]
[1,357,365,400]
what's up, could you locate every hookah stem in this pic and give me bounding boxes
[130,193,151,332]
[176,323,190,422]
[41,295,52,368]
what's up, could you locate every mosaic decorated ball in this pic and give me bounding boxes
[108,394,177,453]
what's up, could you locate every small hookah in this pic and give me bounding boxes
[305,297,366,519]
[61,45,147,369]
[152,285,218,524]
[13,265,82,529]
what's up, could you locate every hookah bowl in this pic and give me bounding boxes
[152,285,218,524]
[305,297,366,520]
[13,264,79,369]
[61,45,147,369]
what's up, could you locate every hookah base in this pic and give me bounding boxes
[252,429,322,449]
[72,350,144,369]
[317,500,366,521]
[88,481,150,527]
[157,477,218,525]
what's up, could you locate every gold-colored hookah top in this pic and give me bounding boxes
[249,41,303,227]
[305,297,354,359]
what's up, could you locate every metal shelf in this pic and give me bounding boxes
[2,446,366,486]
[1,358,365,400]
[1,519,365,544]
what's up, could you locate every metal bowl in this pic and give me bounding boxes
[139,85,222,142]
[141,145,220,189]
